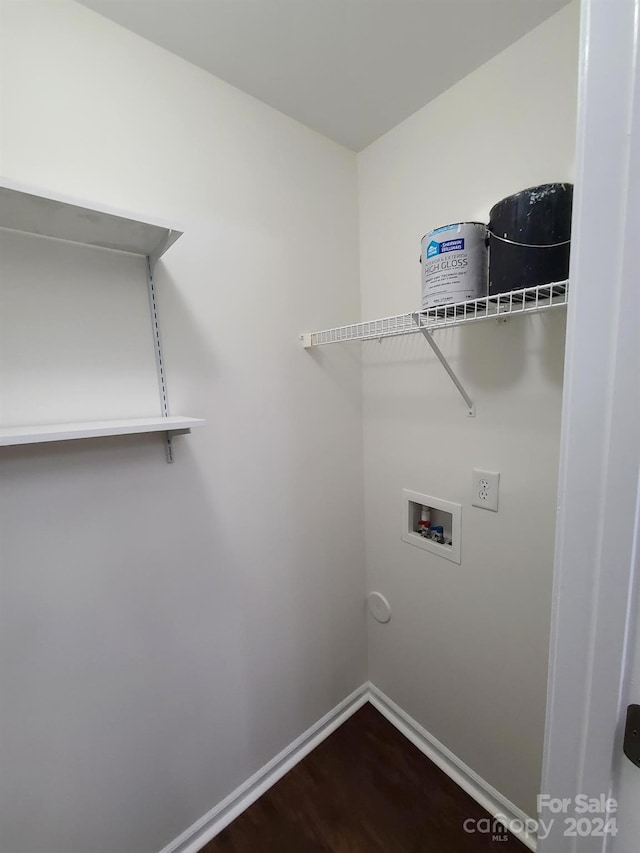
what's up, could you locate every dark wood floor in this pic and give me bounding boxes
[203,703,527,852]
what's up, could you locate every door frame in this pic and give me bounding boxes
[538,0,640,850]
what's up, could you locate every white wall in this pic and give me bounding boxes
[0,3,365,853]
[0,231,161,424]
[1,0,580,844]
[358,2,579,818]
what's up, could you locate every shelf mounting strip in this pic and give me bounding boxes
[146,247,182,462]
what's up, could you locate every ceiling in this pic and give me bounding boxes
[78,0,570,151]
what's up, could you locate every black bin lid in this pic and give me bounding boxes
[489,183,573,246]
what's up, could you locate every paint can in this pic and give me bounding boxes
[488,183,573,295]
[421,222,488,309]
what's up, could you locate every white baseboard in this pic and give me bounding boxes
[160,681,537,853]
[368,682,538,851]
[158,683,369,853]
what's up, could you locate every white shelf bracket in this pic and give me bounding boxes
[148,229,181,274]
[164,427,192,462]
[411,313,476,417]
[146,256,174,462]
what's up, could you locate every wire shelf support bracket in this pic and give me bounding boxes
[411,312,475,417]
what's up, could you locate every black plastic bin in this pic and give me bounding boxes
[488,183,573,296]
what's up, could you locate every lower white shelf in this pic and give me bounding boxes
[0,416,205,447]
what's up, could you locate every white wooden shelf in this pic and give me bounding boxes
[0,178,182,264]
[0,417,205,448]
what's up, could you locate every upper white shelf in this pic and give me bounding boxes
[301,281,568,348]
[0,417,205,448]
[0,178,182,262]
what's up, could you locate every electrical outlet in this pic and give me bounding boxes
[472,469,500,511]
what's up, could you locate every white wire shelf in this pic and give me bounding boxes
[301,281,568,348]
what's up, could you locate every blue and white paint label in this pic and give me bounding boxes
[429,223,459,236]
[426,237,465,259]
[441,238,464,254]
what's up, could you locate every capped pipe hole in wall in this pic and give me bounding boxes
[402,489,461,564]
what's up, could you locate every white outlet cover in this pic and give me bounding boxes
[472,469,500,511]
[368,591,391,623]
